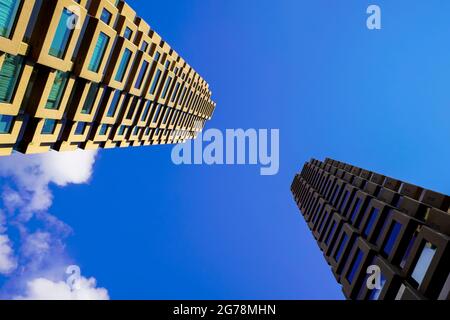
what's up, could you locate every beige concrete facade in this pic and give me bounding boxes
[0,0,215,156]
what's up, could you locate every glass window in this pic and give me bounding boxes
[118,125,126,135]
[325,221,336,245]
[149,69,161,95]
[124,27,132,40]
[107,90,121,117]
[153,51,160,63]
[382,221,402,256]
[161,76,172,99]
[318,210,329,233]
[41,119,56,135]
[339,190,349,211]
[49,8,78,59]
[46,71,69,110]
[369,276,386,300]
[82,83,100,114]
[141,41,148,52]
[350,198,362,225]
[88,32,110,72]
[74,122,86,135]
[114,48,132,82]
[312,204,322,224]
[100,8,112,24]
[134,60,149,89]
[346,249,363,284]
[0,0,21,39]
[0,53,24,103]
[0,114,13,134]
[400,233,417,269]
[364,208,379,237]
[171,82,180,102]
[133,127,139,135]
[334,234,348,261]
[141,101,152,121]
[99,124,108,135]
[411,241,437,286]
[152,104,161,122]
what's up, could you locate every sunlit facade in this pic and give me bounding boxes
[0,0,215,155]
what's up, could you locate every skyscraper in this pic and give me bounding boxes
[291,158,450,300]
[0,0,215,156]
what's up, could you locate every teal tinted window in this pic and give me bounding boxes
[88,32,109,72]
[161,76,172,99]
[100,8,112,24]
[134,60,149,89]
[49,8,78,59]
[0,0,21,38]
[99,124,108,135]
[82,83,100,114]
[149,69,162,95]
[46,71,69,110]
[0,53,24,103]
[114,48,132,82]
[42,119,56,134]
[0,114,13,134]
[107,90,121,117]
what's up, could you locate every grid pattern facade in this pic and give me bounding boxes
[0,0,215,156]
[291,158,450,300]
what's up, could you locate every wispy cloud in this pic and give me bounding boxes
[0,150,109,300]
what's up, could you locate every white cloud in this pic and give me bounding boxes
[0,234,17,275]
[15,277,109,300]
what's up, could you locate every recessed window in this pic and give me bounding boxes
[171,82,180,103]
[49,8,78,59]
[74,122,86,135]
[99,124,108,135]
[318,210,329,233]
[41,119,56,135]
[140,101,152,121]
[123,27,132,40]
[88,32,110,72]
[114,48,132,82]
[411,241,437,286]
[346,249,363,284]
[350,198,362,224]
[0,114,13,134]
[118,125,126,136]
[382,221,402,256]
[400,233,417,269]
[134,60,149,89]
[0,0,22,39]
[325,221,336,245]
[141,41,148,52]
[81,83,100,114]
[364,208,379,237]
[334,234,348,262]
[107,90,121,117]
[152,104,162,122]
[153,52,160,63]
[46,71,69,110]
[149,69,161,95]
[100,8,112,25]
[368,276,386,300]
[161,76,172,99]
[339,190,349,211]
[0,53,24,103]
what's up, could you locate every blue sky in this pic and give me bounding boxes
[1,0,449,299]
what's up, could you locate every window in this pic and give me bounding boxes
[46,71,69,110]
[134,60,149,89]
[411,241,437,286]
[346,249,363,284]
[0,0,21,38]
[0,53,24,103]
[0,114,13,134]
[41,119,56,135]
[325,221,336,245]
[369,276,386,300]
[161,76,172,99]
[107,90,121,117]
[74,122,86,135]
[171,82,180,102]
[318,210,329,233]
[124,27,132,40]
[153,52,160,63]
[81,83,99,114]
[334,234,348,261]
[133,127,139,135]
[400,233,417,268]
[115,48,132,82]
[312,204,322,224]
[100,8,112,24]
[350,198,362,225]
[149,69,161,95]
[382,221,402,256]
[152,104,162,122]
[88,32,109,72]
[364,208,379,237]
[118,125,126,135]
[141,101,152,121]
[339,190,349,211]
[49,8,78,59]
[141,41,148,52]
[99,124,108,135]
